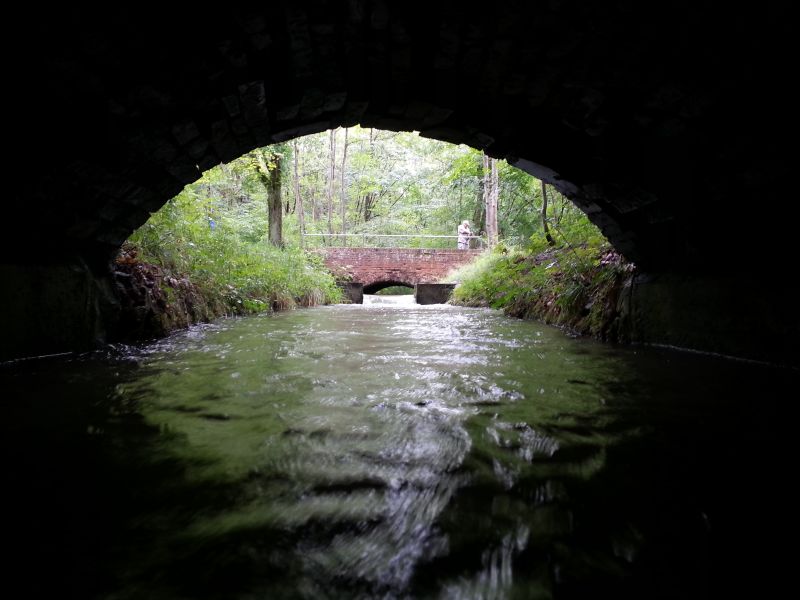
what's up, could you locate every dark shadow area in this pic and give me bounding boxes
[2,352,275,598]
[2,5,797,363]
[364,281,414,295]
[414,346,794,599]
[2,316,795,598]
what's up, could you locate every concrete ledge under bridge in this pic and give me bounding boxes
[337,282,456,305]
[317,248,482,292]
[414,284,456,305]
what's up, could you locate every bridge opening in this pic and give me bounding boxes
[116,125,608,336]
[366,283,414,296]
[364,281,413,296]
[363,282,416,306]
[375,285,413,296]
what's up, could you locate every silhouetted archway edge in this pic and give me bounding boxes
[11,110,638,268]
[11,3,789,272]
[2,4,796,365]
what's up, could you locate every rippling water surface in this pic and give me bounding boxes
[2,303,794,598]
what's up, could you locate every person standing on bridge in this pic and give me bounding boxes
[457,220,472,249]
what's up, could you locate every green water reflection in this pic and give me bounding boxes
[2,304,793,599]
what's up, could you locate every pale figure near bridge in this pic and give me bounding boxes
[457,220,472,249]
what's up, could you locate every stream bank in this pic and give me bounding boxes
[110,244,342,342]
[450,245,798,366]
[451,245,635,342]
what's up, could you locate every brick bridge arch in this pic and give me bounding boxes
[319,248,482,291]
[3,3,797,363]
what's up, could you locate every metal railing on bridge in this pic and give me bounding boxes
[301,233,486,249]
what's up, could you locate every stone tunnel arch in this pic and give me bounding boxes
[3,4,797,364]
[8,3,790,271]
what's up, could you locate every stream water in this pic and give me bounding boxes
[2,302,794,598]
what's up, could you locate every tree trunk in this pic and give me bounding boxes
[311,189,318,223]
[472,202,485,242]
[473,153,486,239]
[255,150,283,247]
[483,154,499,248]
[327,129,336,238]
[541,180,555,246]
[293,139,305,247]
[268,154,283,247]
[340,127,348,240]
[556,188,567,225]
[362,192,377,222]
[489,157,499,247]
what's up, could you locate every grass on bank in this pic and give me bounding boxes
[449,226,634,338]
[126,190,343,314]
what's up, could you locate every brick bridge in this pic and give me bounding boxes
[318,248,482,293]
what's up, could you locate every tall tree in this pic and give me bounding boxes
[293,139,305,246]
[268,153,283,247]
[473,153,486,237]
[327,129,337,237]
[340,127,349,239]
[490,156,499,246]
[253,149,283,247]
[483,153,499,248]
[540,181,555,246]
[361,192,377,222]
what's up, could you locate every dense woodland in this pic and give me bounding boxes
[126,127,618,317]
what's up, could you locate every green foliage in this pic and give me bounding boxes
[128,173,342,313]
[126,126,620,322]
[451,234,633,340]
[447,250,521,308]
[306,127,615,251]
